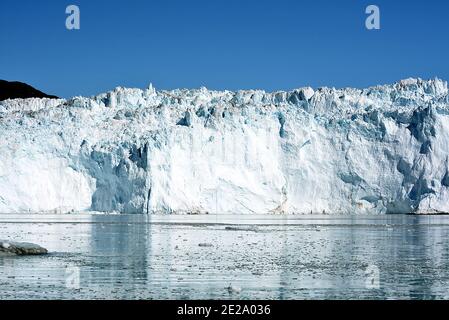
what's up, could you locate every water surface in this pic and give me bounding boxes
[1,214,449,299]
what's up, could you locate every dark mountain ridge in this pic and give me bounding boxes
[0,80,58,101]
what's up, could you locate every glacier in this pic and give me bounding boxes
[1,78,449,215]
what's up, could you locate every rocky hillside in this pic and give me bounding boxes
[0,80,58,101]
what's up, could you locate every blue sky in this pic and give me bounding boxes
[1,0,448,98]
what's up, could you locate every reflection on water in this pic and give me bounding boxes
[1,214,449,299]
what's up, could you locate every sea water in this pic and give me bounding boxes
[1,214,449,299]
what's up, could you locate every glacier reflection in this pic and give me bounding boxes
[1,214,449,299]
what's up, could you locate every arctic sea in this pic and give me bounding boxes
[1,214,449,300]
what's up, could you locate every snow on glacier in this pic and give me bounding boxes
[0,78,448,214]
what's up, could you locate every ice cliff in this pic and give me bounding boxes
[1,78,449,214]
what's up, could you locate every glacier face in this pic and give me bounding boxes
[1,78,449,214]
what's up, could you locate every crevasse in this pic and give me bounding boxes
[1,78,448,214]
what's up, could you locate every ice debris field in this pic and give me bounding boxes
[1,78,449,215]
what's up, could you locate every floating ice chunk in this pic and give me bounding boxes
[227,284,242,294]
[0,241,48,256]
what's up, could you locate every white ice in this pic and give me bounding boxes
[1,78,448,214]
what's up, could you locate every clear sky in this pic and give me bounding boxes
[1,0,448,98]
